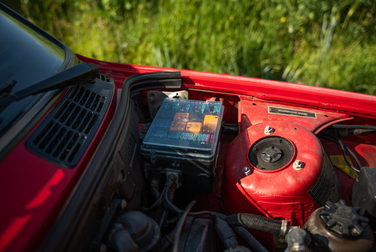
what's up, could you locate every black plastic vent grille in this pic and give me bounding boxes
[97,73,110,82]
[26,77,113,168]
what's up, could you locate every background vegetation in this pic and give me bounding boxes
[6,0,376,94]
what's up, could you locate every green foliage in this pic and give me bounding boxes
[18,0,376,94]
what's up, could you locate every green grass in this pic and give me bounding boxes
[16,0,376,94]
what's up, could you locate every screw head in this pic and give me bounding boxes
[293,160,304,170]
[264,125,274,135]
[261,146,282,163]
[242,166,251,176]
[148,93,156,103]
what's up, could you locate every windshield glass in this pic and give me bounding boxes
[0,6,66,136]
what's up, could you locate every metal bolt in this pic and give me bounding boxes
[141,127,149,133]
[242,166,251,176]
[264,125,274,135]
[261,146,282,163]
[293,160,304,170]
[121,199,127,209]
[148,93,156,103]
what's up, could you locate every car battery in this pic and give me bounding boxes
[141,98,224,194]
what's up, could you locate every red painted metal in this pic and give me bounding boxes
[224,121,322,226]
[78,55,376,119]
[238,97,351,133]
[0,82,117,251]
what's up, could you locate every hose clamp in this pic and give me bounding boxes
[280,220,289,236]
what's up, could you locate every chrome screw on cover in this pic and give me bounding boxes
[264,125,274,135]
[242,166,251,176]
[293,160,304,170]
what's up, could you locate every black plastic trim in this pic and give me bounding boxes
[39,72,181,251]
[26,76,114,168]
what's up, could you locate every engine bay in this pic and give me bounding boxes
[91,71,376,252]
[30,67,376,252]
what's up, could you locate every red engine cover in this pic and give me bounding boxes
[224,121,323,226]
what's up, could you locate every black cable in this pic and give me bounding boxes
[159,183,177,227]
[150,181,161,199]
[172,200,196,252]
[159,209,169,227]
[160,175,267,251]
[233,227,268,252]
[329,124,376,130]
[331,135,361,172]
[318,134,361,172]
[141,186,167,213]
[142,174,178,213]
[318,134,361,170]
[162,193,219,218]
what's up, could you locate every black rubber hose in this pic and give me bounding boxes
[141,186,167,213]
[225,213,282,236]
[233,227,268,252]
[150,180,161,199]
[163,189,183,214]
[172,200,196,252]
[214,212,268,252]
[159,183,177,227]
[162,194,268,252]
[142,174,178,213]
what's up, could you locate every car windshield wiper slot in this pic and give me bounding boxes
[0,63,99,108]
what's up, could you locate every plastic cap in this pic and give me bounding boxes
[320,200,369,238]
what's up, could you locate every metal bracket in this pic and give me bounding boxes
[147,90,188,118]
[164,168,182,189]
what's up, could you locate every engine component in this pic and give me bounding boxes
[216,217,239,249]
[175,217,216,252]
[284,228,311,252]
[305,201,374,252]
[352,166,376,230]
[141,98,224,194]
[108,211,160,252]
[320,200,369,238]
[249,136,294,171]
[232,227,268,252]
[225,213,287,236]
[224,121,340,226]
